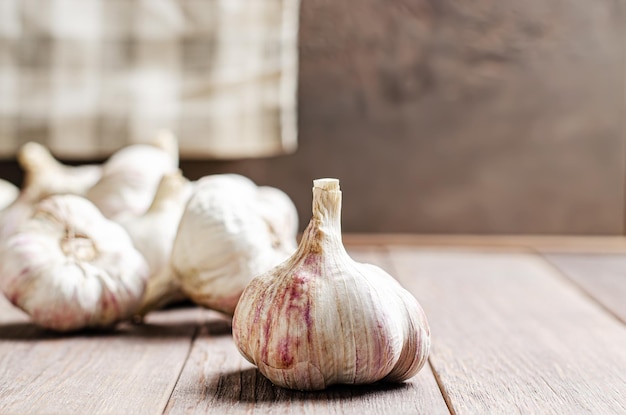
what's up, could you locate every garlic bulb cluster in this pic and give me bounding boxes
[0,134,179,244]
[0,134,308,332]
[171,174,298,315]
[0,195,149,332]
[86,131,179,220]
[17,142,103,199]
[233,179,430,391]
[120,171,193,314]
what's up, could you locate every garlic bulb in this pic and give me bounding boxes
[256,186,299,248]
[18,141,103,198]
[171,174,298,315]
[232,179,430,391]
[0,141,102,241]
[0,195,149,332]
[86,131,179,220]
[120,171,193,314]
[0,179,18,211]
[0,194,33,242]
[0,181,50,242]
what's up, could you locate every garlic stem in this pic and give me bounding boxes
[297,178,344,257]
[17,142,59,176]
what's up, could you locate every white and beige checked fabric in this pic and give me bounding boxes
[0,0,299,159]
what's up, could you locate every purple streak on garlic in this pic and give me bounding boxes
[0,195,149,332]
[232,178,430,391]
[171,174,298,315]
[86,131,179,220]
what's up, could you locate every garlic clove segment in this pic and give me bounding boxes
[120,170,193,315]
[18,142,103,198]
[232,178,430,391]
[86,131,179,220]
[171,174,298,315]
[0,195,149,332]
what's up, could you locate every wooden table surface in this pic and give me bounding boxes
[2,235,626,414]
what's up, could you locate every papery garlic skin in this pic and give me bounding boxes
[0,184,49,242]
[256,186,299,248]
[0,195,149,332]
[86,131,179,220]
[18,142,103,198]
[171,174,297,315]
[0,179,18,211]
[0,142,102,242]
[121,171,193,314]
[232,179,430,391]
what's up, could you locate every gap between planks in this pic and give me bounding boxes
[0,299,203,415]
[381,246,626,414]
[539,252,626,325]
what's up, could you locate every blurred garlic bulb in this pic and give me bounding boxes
[0,142,102,242]
[86,131,179,220]
[256,186,300,248]
[233,179,430,391]
[17,141,102,198]
[0,194,33,242]
[120,171,193,314]
[0,179,18,211]
[171,174,298,315]
[0,195,149,332]
[0,180,51,242]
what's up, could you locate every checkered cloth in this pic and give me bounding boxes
[0,0,298,159]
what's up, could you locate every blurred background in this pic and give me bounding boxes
[0,0,624,234]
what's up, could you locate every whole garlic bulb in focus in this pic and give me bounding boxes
[86,131,179,220]
[233,179,430,391]
[17,141,103,198]
[0,179,18,211]
[120,171,193,314]
[171,174,298,315]
[0,195,149,332]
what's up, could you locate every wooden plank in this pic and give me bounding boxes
[343,234,626,253]
[543,253,626,324]
[165,248,450,415]
[388,248,626,414]
[0,295,199,415]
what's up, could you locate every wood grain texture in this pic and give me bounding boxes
[388,248,626,414]
[3,242,626,413]
[165,249,450,415]
[543,254,626,323]
[0,296,199,415]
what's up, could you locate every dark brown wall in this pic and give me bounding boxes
[3,0,626,234]
[184,0,626,234]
